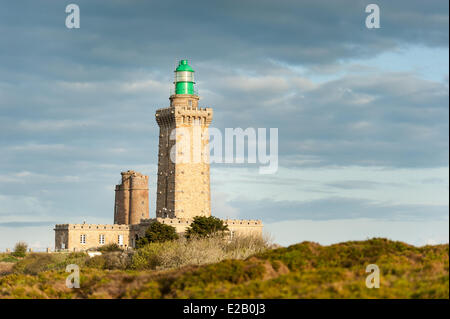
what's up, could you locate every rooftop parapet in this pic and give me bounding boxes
[224,219,263,226]
[54,224,131,230]
[55,218,262,230]
[156,106,213,127]
[138,217,262,226]
[155,106,212,116]
[139,217,193,224]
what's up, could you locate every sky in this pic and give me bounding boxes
[0,0,448,250]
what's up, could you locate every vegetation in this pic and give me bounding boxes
[0,254,18,263]
[0,238,447,299]
[12,242,28,258]
[131,233,269,270]
[136,222,179,248]
[97,243,123,252]
[86,251,133,270]
[185,216,229,238]
[0,253,16,276]
[12,252,87,275]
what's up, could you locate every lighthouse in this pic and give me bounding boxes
[53,60,263,252]
[155,60,213,219]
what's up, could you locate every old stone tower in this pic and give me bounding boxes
[155,60,213,219]
[114,170,149,225]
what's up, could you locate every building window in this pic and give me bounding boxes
[118,235,123,246]
[99,234,105,245]
[188,100,192,107]
[80,234,86,244]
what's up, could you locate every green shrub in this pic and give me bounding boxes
[85,252,132,270]
[12,251,89,275]
[67,252,87,259]
[12,242,28,258]
[102,252,132,270]
[13,254,55,275]
[185,216,228,238]
[131,242,165,270]
[173,258,266,291]
[136,221,178,247]
[0,255,19,263]
[63,252,88,269]
[85,255,106,269]
[98,243,122,252]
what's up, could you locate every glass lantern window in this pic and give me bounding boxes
[175,71,194,82]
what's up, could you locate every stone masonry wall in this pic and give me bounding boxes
[54,224,131,251]
[155,94,213,219]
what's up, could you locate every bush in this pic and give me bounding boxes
[85,255,106,269]
[98,243,122,252]
[0,255,18,263]
[131,234,270,271]
[102,252,132,270]
[136,222,178,247]
[12,242,28,258]
[85,252,133,270]
[12,251,88,275]
[13,254,55,275]
[131,242,166,270]
[185,216,228,238]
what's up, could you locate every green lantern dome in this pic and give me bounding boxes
[174,59,195,95]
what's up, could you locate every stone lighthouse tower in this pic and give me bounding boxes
[155,60,213,219]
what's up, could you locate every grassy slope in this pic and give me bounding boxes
[0,238,448,299]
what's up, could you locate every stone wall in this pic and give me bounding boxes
[54,224,132,251]
[224,219,264,237]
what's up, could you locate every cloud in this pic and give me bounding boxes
[1,0,448,79]
[0,0,447,247]
[200,69,448,169]
[0,221,56,228]
[0,2,447,171]
[211,192,240,219]
[325,180,403,190]
[229,196,449,223]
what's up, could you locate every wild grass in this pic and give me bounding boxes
[12,252,88,275]
[0,254,19,263]
[0,238,447,299]
[6,234,270,274]
[131,233,271,270]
